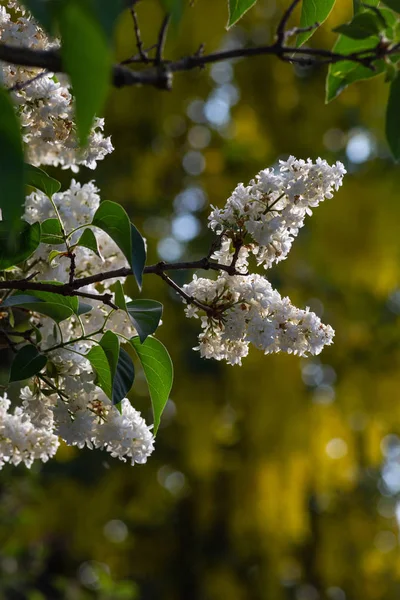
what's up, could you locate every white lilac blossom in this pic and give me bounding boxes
[0,393,59,468]
[182,157,345,365]
[0,1,113,171]
[182,271,334,366]
[208,156,346,270]
[0,181,155,470]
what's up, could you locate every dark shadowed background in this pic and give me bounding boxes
[2,1,400,599]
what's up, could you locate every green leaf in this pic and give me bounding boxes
[77,302,93,315]
[9,344,47,382]
[76,228,101,258]
[24,288,79,316]
[333,10,381,39]
[20,0,55,33]
[91,0,128,39]
[326,34,381,101]
[326,7,397,102]
[386,74,400,160]
[227,0,257,28]
[114,280,127,310]
[24,164,61,197]
[113,347,135,405]
[297,0,336,47]
[131,223,146,290]
[41,219,65,245]
[0,221,41,270]
[130,336,173,434]
[99,331,135,404]
[382,0,400,13]
[99,330,120,378]
[48,250,64,264]
[59,1,112,145]
[92,201,146,290]
[0,86,25,233]
[87,344,112,398]
[2,294,74,323]
[354,0,379,13]
[126,300,163,344]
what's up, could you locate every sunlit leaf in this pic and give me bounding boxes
[227,0,257,28]
[297,0,336,46]
[130,336,173,434]
[87,344,112,399]
[9,344,47,382]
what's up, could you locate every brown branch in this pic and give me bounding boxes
[0,258,244,299]
[1,0,398,94]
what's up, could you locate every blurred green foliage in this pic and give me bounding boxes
[2,1,400,598]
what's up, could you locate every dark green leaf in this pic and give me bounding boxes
[112,347,135,405]
[0,221,41,270]
[227,0,257,28]
[92,200,131,264]
[91,0,128,38]
[86,344,112,398]
[76,228,101,257]
[297,0,336,47]
[382,0,400,13]
[126,300,163,344]
[0,86,25,233]
[99,331,135,404]
[130,336,173,434]
[20,0,55,32]
[354,0,379,12]
[41,219,65,245]
[131,223,146,291]
[114,280,127,310]
[2,289,79,323]
[92,201,146,290]
[333,10,381,39]
[77,302,93,315]
[59,1,112,145]
[99,330,120,378]
[9,344,47,382]
[24,164,61,197]
[386,74,400,160]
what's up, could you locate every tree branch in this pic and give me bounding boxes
[0,257,244,298]
[1,0,398,93]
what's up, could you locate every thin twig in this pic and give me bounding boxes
[130,6,148,62]
[158,272,214,315]
[156,14,170,65]
[9,69,48,93]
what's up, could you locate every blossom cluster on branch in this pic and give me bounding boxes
[0,0,345,471]
[182,157,345,365]
[0,1,113,170]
